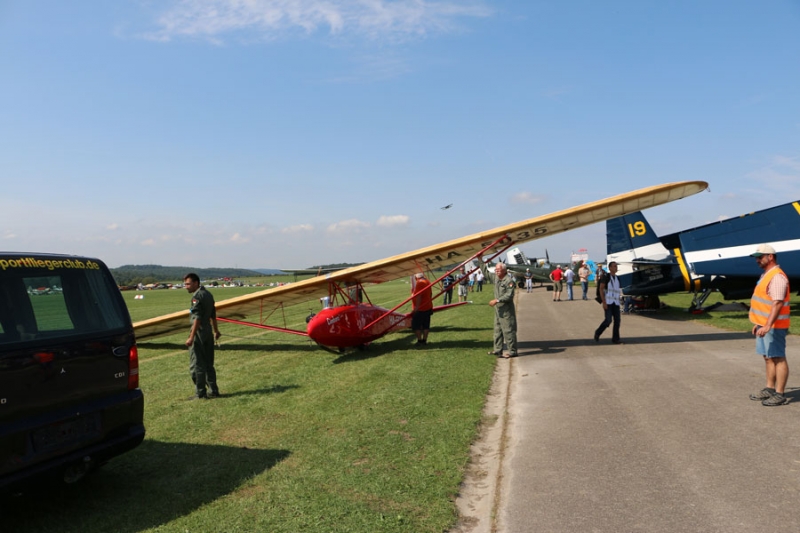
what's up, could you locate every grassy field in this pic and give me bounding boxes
[4,278,790,532]
[4,279,499,533]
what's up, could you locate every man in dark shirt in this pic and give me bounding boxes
[184,273,222,399]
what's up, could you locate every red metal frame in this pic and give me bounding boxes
[215,234,515,348]
[362,234,514,332]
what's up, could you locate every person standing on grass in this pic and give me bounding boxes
[748,244,791,406]
[442,272,455,305]
[411,273,433,346]
[458,269,469,302]
[489,263,518,358]
[184,273,222,400]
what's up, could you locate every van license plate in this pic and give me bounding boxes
[32,414,102,453]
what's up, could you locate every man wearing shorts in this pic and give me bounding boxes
[549,266,563,302]
[748,244,791,406]
[458,269,469,302]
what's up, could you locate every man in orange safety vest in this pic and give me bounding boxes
[748,244,791,406]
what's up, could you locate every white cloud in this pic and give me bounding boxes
[376,214,409,227]
[147,0,492,43]
[230,232,250,243]
[772,155,800,172]
[511,192,546,205]
[107,223,119,231]
[747,155,800,195]
[326,218,370,233]
[281,224,314,234]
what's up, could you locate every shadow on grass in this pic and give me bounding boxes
[327,333,488,364]
[141,341,318,352]
[221,384,300,397]
[1,440,290,533]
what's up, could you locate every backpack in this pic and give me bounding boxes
[595,270,607,303]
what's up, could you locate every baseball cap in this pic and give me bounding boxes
[750,244,777,257]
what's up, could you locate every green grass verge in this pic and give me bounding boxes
[4,281,498,533]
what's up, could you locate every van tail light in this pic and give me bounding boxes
[128,345,140,390]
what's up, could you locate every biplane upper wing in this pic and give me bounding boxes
[133,181,707,339]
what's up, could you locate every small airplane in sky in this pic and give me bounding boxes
[441,204,453,210]
[134,181,707,350]
[606,200,800,311]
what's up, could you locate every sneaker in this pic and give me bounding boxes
[762,393,789,406]
[593,332,600,343]
[208,390,220,399]
[749,388,775,401]
[188,393,208,401]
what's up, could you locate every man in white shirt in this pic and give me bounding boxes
[594,262,622,344]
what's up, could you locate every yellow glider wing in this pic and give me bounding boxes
[133,180,707,339]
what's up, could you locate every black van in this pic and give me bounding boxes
[0,253,144,491]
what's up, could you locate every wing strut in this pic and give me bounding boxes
[361,234,516,332]
[216,317,309,336]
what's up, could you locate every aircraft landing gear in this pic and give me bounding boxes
[689,289,714,313]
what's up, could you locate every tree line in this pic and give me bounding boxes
[110,265,265,286]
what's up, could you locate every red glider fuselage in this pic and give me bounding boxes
[306,304,410,348]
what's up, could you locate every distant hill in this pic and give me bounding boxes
[111,264,266,285]
[253,268,285,275]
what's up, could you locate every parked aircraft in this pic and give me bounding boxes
[606,200,800,310]
[133,181,707,351]
[496,247,555,286]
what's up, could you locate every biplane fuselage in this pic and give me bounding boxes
[606,200,800,310]
[306,304,410,348]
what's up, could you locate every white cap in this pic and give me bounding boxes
[750,244,777,257]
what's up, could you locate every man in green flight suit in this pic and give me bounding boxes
[184,273,222,400]
[488,263,518,358]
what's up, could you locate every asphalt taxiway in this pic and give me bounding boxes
[454,287,799,533]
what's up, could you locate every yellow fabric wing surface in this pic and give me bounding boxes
[134,180,707,339]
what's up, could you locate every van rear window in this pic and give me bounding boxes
[0,261,128,345]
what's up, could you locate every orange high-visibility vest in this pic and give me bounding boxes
[749,267,790,329]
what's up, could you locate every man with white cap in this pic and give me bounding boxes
[748,244,791,406]
[524,268,533,293]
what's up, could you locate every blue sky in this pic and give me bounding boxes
[1,1,799,269]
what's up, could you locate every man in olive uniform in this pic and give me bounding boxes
[488,263,518,358]
[184,273,222,400]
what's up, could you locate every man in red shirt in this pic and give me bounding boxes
[549,266,564,302]
[412,273,434,345]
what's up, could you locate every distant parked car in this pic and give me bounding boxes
[0,253,145,493]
